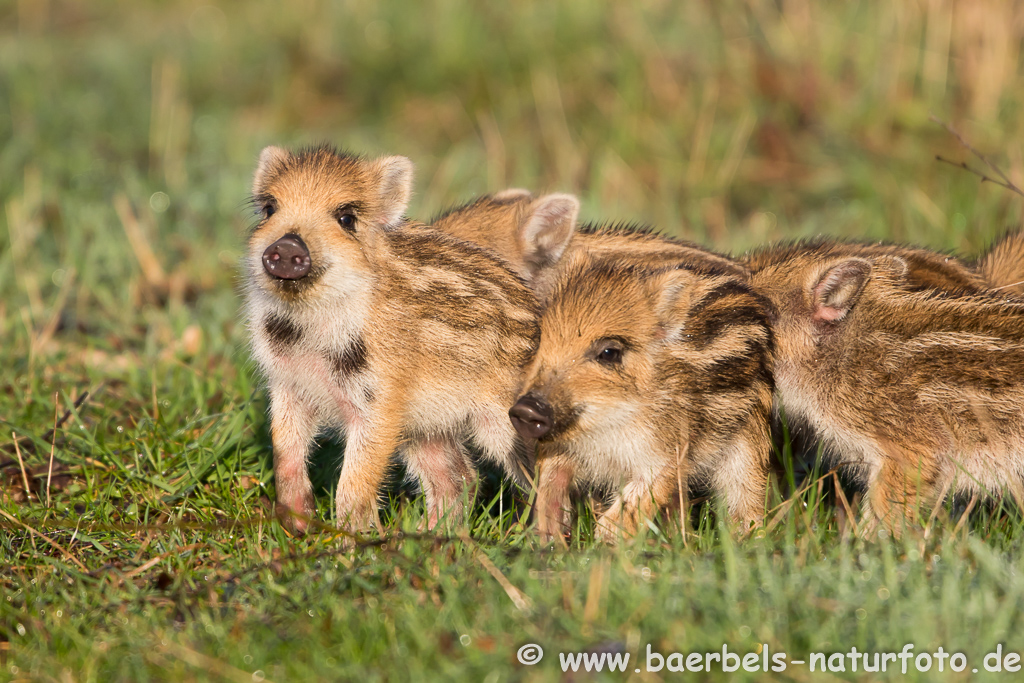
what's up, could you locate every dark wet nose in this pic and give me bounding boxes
[263,234,311,280]
[509,393,553,440]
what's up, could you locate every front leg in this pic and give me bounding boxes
[710,424,769,530]
[594,465,678,543]
[269,382,319,534]
[335,405,404,533]
[534,449,576,546]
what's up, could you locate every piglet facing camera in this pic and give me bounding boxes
[242,145,540,534]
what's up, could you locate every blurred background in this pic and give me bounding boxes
[2,0,1024,487]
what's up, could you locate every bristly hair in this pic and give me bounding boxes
[742,236,964,272]
[578,220,660,237]
[579,221,733,256]
[428,191,532,225]
[251,142,364,196]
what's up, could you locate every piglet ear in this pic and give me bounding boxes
[652,267,697,341]
[520,193,579,276]
[367,155,414,227]
[812,258,871,322]
[252,146,291,195]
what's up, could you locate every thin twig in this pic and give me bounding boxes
[831,471,859,539]
[121,542,205,580]
[464,534,534,613]
[5,389,92,455]
[992,278,1024,292]
[46,394,58,507]
[42,389,91,444]
[160,641,272,683]
[12,432,32,500]
[931,114,1024,198]
[0,508,88,571]
[952,493,979,537]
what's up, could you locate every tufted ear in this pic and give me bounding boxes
[520,193,579,276]
[812,258,871,322]
[367,155,414,227]
[652,267,698,341]
[252,146,291,195]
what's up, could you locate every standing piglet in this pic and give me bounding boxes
[747,247,1024,534]
[243,145,539,533]
[435,194,774,541]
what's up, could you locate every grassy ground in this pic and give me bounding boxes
[4,1,1024,680]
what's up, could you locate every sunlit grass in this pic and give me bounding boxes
[4,1,1024,680]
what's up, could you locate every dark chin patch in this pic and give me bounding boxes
[329,337,368,377]
[263,314,302,350]
[265,265,326,299]
[540,404,582,442]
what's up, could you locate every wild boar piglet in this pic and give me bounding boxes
[243,145,540,533]
[748,245,1024,534]
[509,235,776,542]
[436,196,775,541]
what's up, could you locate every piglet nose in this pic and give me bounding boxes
[263,234,311,280]
[509,393,553,440]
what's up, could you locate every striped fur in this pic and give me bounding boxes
[243,146,538,533]
[432,191,773,541]
[521,248,775,541]
[746,246,1024,535]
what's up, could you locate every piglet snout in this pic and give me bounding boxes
[509,393,553,439]
[263,234,311,280]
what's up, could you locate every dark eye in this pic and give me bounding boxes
[595,343,623,366]
[336,211,356,231]
[263,203,276,219]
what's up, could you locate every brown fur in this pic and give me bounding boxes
[742,239,988,294]
[432,193,773,541]
[431,190,578,281]
[520,246,775,541]
[243,146,538,533]
[747,245,1024,534]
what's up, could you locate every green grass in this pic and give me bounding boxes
[4,1,1024,680]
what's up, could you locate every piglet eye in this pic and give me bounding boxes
[599,347,622,364]
[336,211,356,231]
[596,345,623,365]
[263,204,276,219]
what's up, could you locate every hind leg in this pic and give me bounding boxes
[861,459,935,538]
[404,434,477,530]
